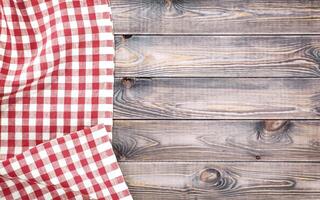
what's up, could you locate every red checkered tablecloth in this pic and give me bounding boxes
[0,0,132,199]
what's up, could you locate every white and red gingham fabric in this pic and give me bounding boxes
[0,0,132,199]
[0,124,132,199]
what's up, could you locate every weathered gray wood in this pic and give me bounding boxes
[115,36,320,77]
[114,78,320,119]
[120,162,320,200]
[113,120,320,161]
[111,0,320,34]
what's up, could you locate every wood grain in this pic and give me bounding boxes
[113,120,320,161]
[114,78,320,119]
[111,0,320,34]
[115,36,320,77]
[119,162,320,200]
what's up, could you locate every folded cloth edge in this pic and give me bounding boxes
[0,124,132,200]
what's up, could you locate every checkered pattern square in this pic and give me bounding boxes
[0,0,114,160]
[0,0,132,199]
[0,124,132,199]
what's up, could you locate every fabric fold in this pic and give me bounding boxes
[0,124,131,199]
[1,0,132,199]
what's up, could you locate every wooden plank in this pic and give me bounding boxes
[114,78,320,119]
[115,36,320,77]
[111,0,320,34]
[113,120,320,161]
[119,162,320,199]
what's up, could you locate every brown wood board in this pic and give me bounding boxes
[115,36,320,77]
[119,162,320,200]
[114,78,320,119]
[111,0,320,34]
[113,120,320,162]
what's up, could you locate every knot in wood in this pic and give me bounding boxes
[256,120,293,144]
[121,78,135,89]
[122,34,132,39]
[199,168,220,184]
[164,0,172,8]
[263,120,289,135]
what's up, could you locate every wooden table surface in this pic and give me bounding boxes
[111,0,320,199]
